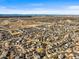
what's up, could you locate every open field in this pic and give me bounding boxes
[0,16,79,59]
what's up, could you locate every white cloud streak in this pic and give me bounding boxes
[68,6,79,10]
[0,5,79,15]
[29,3,44,6]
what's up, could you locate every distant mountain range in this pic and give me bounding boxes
[0,14,50,17]
[0,14,79,17]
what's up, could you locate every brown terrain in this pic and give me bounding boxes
[0,16,79,59]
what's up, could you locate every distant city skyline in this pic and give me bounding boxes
[0,0,79,14]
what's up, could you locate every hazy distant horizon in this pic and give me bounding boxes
[0,14,79,17]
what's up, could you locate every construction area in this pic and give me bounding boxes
[0,16,79,59]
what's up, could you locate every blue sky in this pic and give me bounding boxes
[0,0,79,14]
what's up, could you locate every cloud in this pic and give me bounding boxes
[29,3,44,6]
[0,6,7,8]
[0,5,79,15]
[68,5,79,10]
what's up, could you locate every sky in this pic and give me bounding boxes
[0,0,79,14]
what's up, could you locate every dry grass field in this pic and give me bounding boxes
[0,16,79,59]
